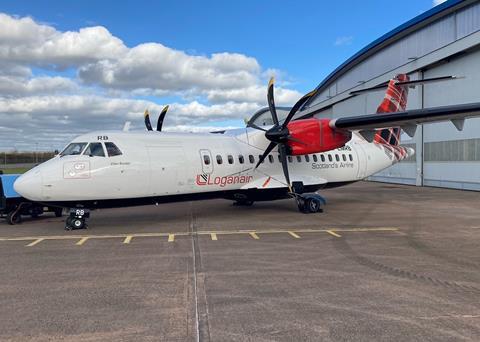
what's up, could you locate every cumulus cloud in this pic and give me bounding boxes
[0,13,305,150]
[0,76,77,96]
[0,95,258,149]
[78,45,260,92]
[0,14,127,69]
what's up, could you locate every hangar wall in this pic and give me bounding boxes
[300,0,480,191]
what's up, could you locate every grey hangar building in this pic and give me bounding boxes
[298,0,480,191]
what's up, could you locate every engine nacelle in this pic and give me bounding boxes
[286,118,351,155]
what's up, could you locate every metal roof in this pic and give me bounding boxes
[307,0,470,106]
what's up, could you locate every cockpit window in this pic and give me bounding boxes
[83,143,105,157]
[60,142,87,156]
[105,142,122,157]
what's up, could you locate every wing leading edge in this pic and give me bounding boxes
[329,102,480,142]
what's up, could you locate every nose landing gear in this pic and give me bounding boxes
[65,208,89,230]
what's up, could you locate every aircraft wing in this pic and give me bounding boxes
[329,102,480,140]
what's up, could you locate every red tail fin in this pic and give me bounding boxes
[373,74,409,146]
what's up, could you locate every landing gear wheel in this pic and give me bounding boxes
[72,218,85,230]
[306,198,322,213]
[6,211,21,225]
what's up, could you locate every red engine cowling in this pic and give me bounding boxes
[286,118,351,155]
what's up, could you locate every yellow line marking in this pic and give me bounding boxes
[249,232,259,240]
[210,233,217,241]
[0,227,399,243]
[76,237,89,246]
[26,238,44,247]
[288,231,300,239]
[168,234,175,242]
[123,235,133,244]
[326,230,342,238]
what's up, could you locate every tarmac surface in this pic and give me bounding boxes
[0,181,479,341]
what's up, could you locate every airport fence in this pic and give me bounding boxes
[1,151,56,165]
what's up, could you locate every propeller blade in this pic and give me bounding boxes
[267,77,279,126]
[156,105,169,131]
[254,141,277,169]
[144,109,153,131]
[281,89,317,129]
[278,144,292,192]
[287,136,308,145]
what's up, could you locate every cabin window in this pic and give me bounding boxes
[203,155,211,165]
[321,155,325,162]
[83,143,105,157]
[335,154,340,162]
[342,154,347,161]
[328,154,333,162]
[216,155,223,165]
[296,156,302,162]
[288,156,293,163]
[227,155,234,164]
[249,155,255,164]
[60,142,88,156]
[239,155,244,164]
[105,142,122,157]
[313,155,318,162]
[349,154,353,161]
[305,155,310,162]
[258,155,264,164]
[268,155,274,163]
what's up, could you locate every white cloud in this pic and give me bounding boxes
[433,0,447,6]
[0,13,306,150]
[0,95,260,149]
[78,44,261,93]
[0,76,77,96]
[334,36,353,46]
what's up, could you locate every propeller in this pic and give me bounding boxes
[253,77,318,192]
[144,109,153,131]
[144,105,169,132]
[156,105,169,132]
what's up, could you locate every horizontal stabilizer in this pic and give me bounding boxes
[350,75,458,96]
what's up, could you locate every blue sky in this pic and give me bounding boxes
[0,0,442,150]
[2,0,437,91]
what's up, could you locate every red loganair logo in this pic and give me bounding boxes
[196,174,253,187]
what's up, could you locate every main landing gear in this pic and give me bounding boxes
[295,193,326,214]
[65,208,90,230]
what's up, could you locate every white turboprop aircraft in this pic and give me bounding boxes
[13,74,480,229]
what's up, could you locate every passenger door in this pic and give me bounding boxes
[199,149,213,174]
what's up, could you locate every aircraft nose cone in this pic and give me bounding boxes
[14,170,42,201]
